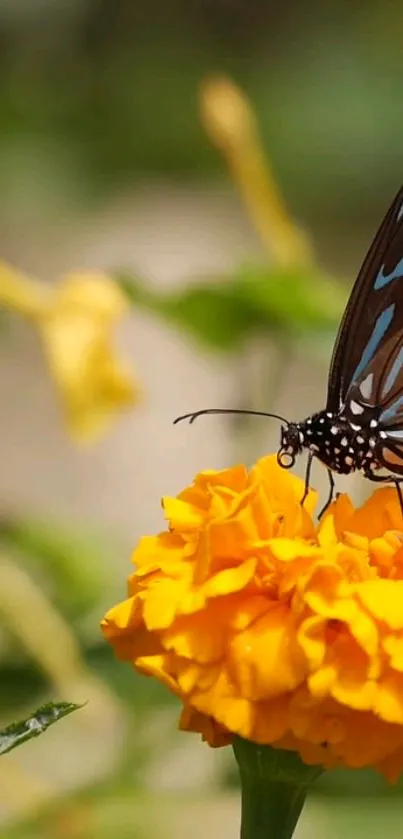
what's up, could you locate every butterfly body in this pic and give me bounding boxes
[279,410,381,477]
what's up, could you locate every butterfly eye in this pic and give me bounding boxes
[277,449,295,469]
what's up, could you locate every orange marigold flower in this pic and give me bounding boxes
[101,454,403,781]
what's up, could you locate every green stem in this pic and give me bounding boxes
[239,772,307,839]
[233,738,323,839]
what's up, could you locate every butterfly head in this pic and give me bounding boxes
[277,422,303,469]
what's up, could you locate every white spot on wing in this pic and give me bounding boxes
[359,373,373,400]
[350,400,364,415]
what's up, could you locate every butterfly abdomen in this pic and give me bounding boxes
[297,411,378,475]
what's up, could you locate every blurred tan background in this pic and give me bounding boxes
[1,1,403,837]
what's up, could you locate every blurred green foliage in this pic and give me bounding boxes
[0,518,113,622]
[0,0,402,217]
[119,265,345,352]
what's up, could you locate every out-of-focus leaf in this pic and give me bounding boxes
[118,273,266,351]
[0,702,81,756]
[235,264,347,332]
[118,267,346,352]
[0,518,113,619]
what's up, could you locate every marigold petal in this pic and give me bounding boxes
[356,580,403,629]
[350,488,401,538]
[208,505,261,558]
[177,662,220,694]
[226,595,271,631]
[142,578,188,629]
[229,606,306,700]
[179,705,231,747]
[102,597,138,631]
[267,538,321,563]
[162,497,204,531]
[135,653,180,693]
[102,452,403,781]
[204,558,257,598]
[297,616,327,669]
[383,635,403,671]
[375,675,403,724]
[249,698,290,743]
[317,511,338,548]
[322,493,355,539]
[162,609,226,663]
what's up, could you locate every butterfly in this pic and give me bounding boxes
[175,185,403,516]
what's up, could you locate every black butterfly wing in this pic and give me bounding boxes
[344,327,403,473]
[326,186,403,413]
[372,334,403,474]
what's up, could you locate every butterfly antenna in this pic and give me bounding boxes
[173,408,290,426]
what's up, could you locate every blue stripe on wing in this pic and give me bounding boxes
[381,347,403,398]
[375,256,403,290]
[352,303,395,383]
[380,394,403,424]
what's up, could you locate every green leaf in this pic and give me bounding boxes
[0,702,81,756]
[235,264,347,333]
[117,267,346,354]
[118,273,263,351]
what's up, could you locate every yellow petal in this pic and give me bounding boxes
[102,452,403,781]
[3,267,141,441]
[356,580,403,629]
[204,558,257,598]
[229,606,306,700]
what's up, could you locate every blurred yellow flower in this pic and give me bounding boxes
[0,262,140,440]
[102,455,403,781]
[200,76,312,267]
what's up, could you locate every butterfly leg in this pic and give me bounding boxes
[318,469,335,519]
[300,452,314,507]
[363,470,403,516]
[395,481,403,515]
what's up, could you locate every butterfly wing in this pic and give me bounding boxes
[326,184,403,474]
[326,186,403,413]
[345,329,403,473]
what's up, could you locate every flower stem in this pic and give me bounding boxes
[233,738,323,839]
[239,772,307,839]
